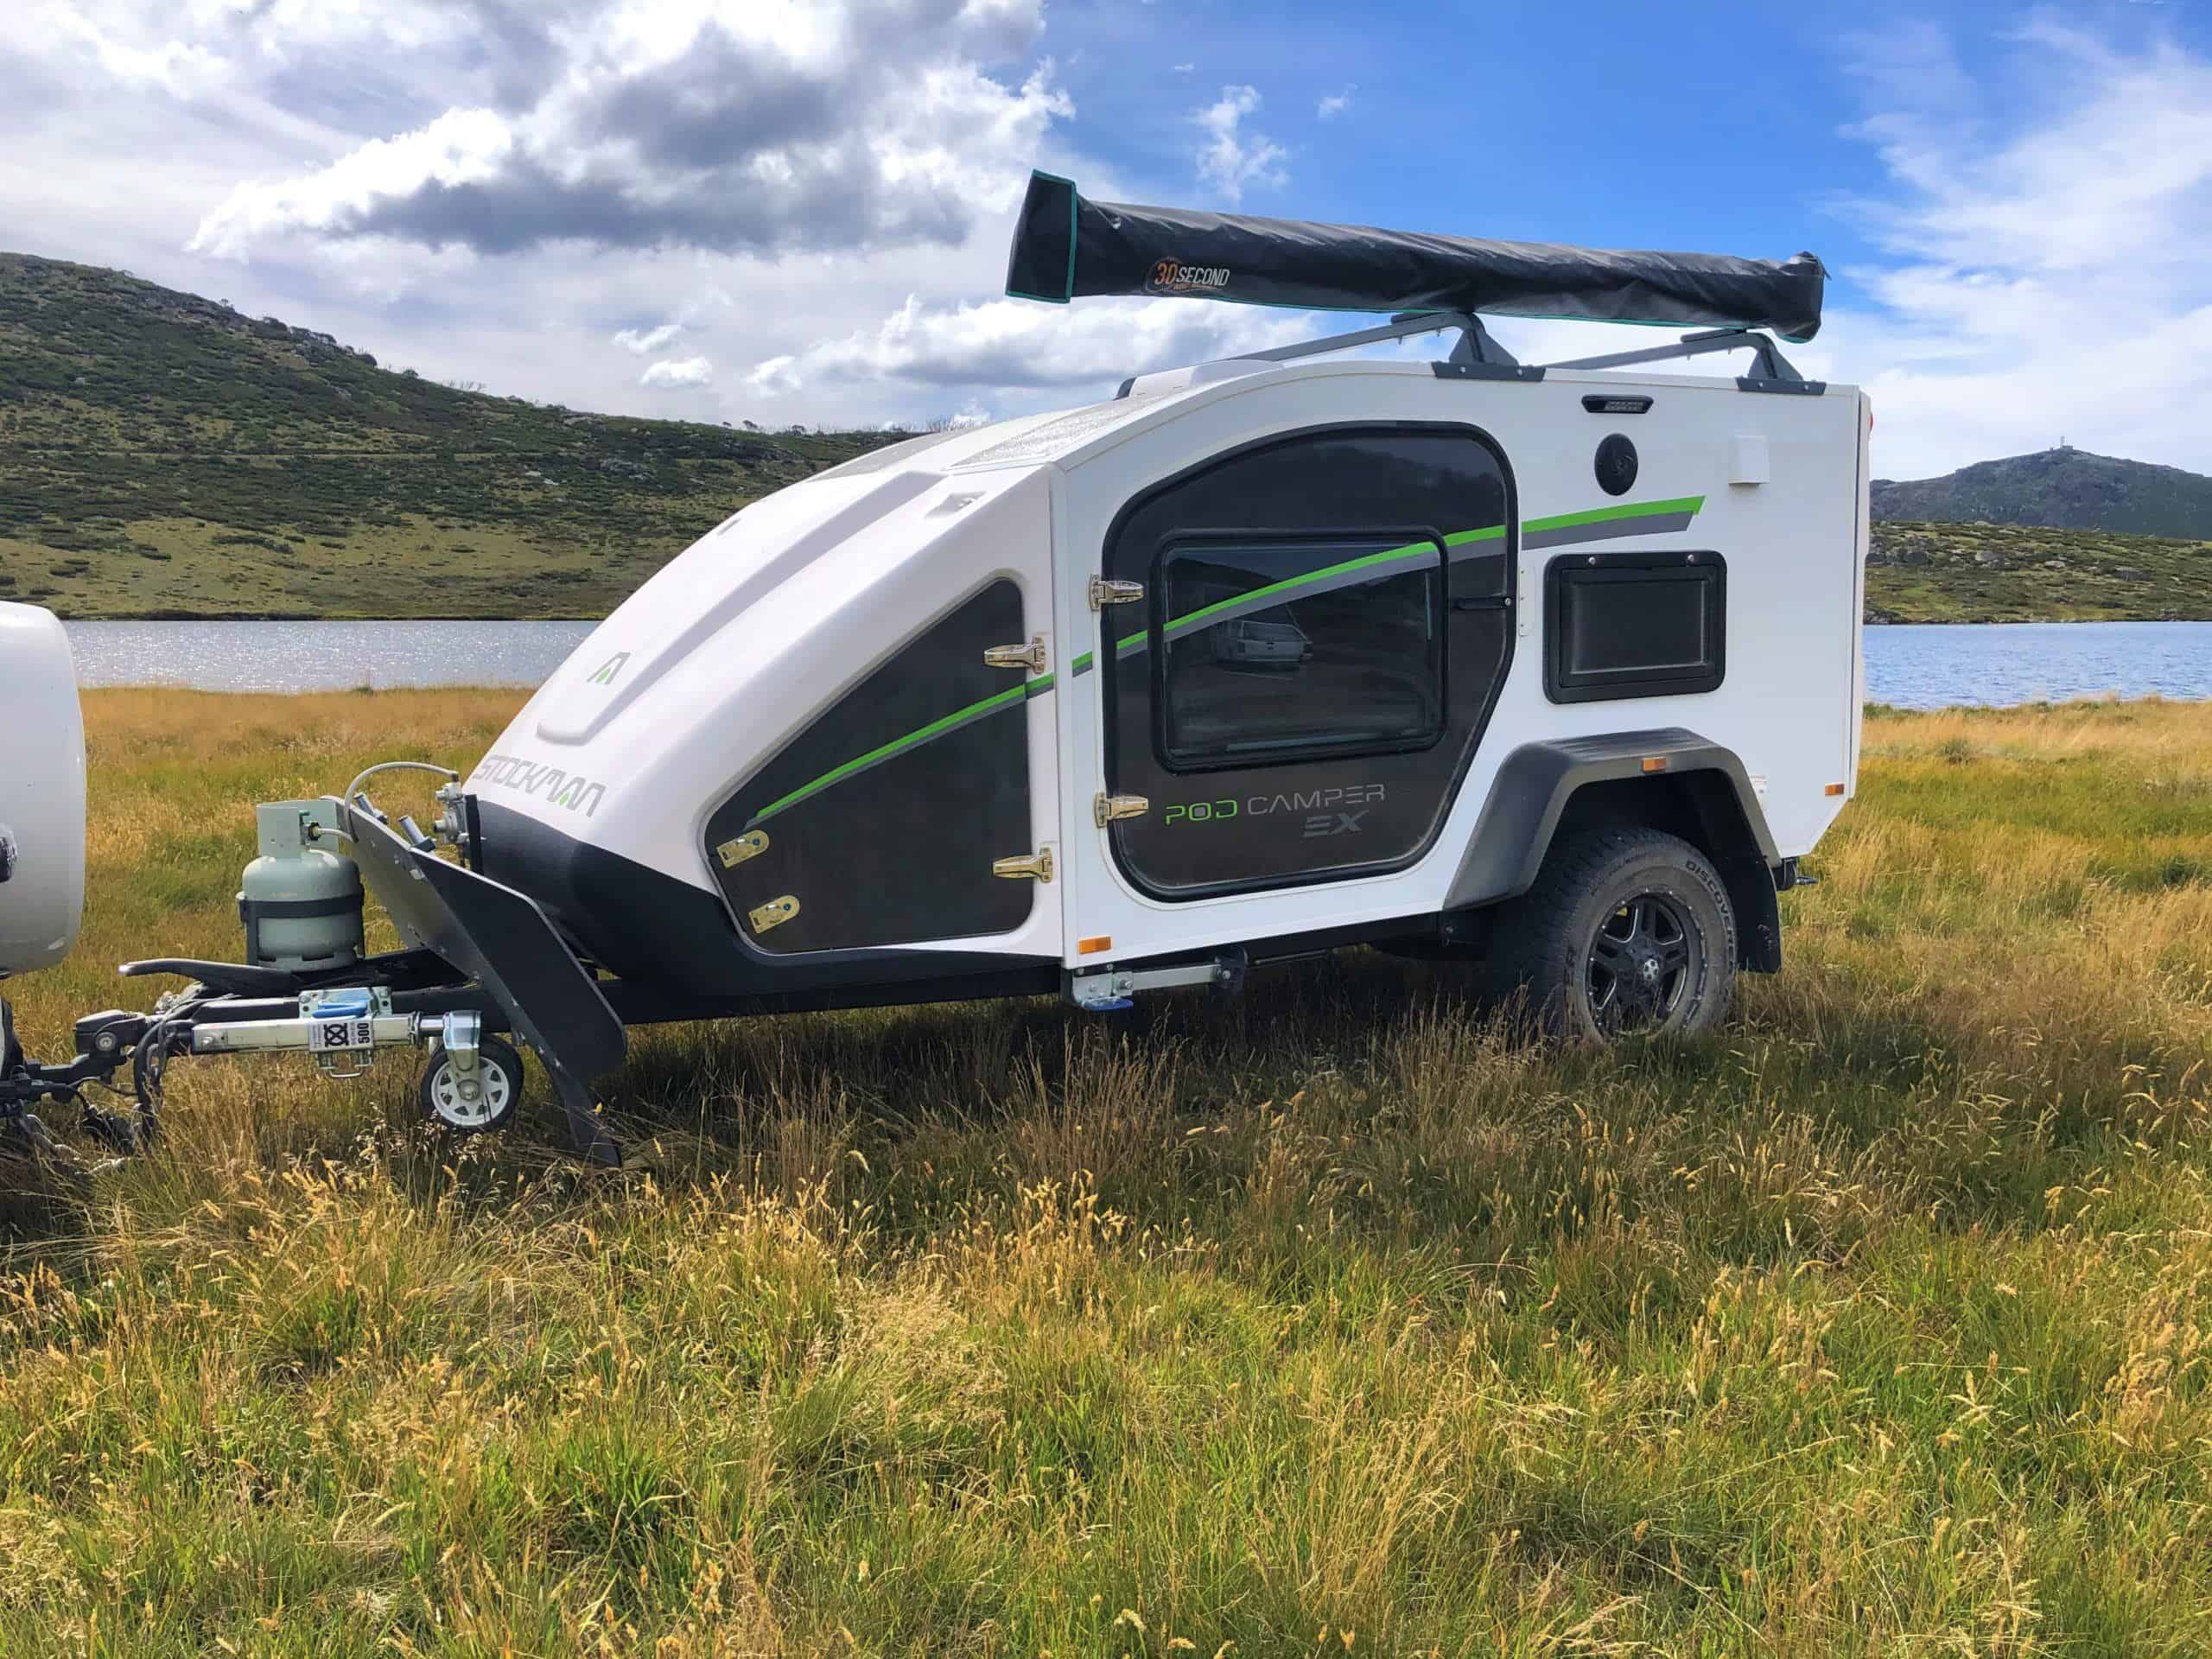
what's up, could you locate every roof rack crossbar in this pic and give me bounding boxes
[1115,314,1810,402]
[1541,327,1803,383]
[1240,310,1519,368]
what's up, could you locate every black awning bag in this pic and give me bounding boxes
[1005,171,1825,343]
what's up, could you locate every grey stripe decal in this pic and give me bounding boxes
[1522,510,1696,550]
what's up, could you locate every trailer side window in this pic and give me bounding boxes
[1544,550,1726,702]
[1154,535,1446,771]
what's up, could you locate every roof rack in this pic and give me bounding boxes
[1115,314,1810,401]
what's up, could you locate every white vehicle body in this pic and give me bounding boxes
[469,346,1866,992]
[0,603,86,976]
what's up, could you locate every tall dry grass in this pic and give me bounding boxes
[0,690,2209,1654]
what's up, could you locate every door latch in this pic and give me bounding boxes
[747,895,801,933]
[1089,577,1144,609]
[993,848,1054,882]
[1094,792,1149,826]
[983,635,1048,672]
[716,830,770,868]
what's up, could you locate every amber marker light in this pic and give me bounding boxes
[1079,936,1113,956]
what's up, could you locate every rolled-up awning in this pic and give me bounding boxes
[1005,171,1826,343]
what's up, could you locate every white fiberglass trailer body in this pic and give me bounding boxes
[476,346,1866,989]
[2,178,1866,1166]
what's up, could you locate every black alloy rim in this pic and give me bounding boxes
[1586,891,1694,1032]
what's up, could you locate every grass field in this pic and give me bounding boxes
[4,691,2212,1655]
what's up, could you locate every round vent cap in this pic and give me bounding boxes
[1595,434,1639,497]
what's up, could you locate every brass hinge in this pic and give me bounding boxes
[982,635,1048,672]
[747,894,800,933]
[1094,792,1149,826]
[992,848,1054,882]
[716,830,770,868]
[1089,576,1144,610]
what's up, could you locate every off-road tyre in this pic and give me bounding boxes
[1485,827,1736,1041]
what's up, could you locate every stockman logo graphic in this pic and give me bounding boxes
[471,753,607,817]
[588,651,631,686]
[1146,257,1231,295]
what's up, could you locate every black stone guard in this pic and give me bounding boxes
[342,799,626,1165]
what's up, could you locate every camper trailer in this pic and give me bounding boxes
[1,177,1867,1166]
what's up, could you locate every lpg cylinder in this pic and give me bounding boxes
[238,801,365,971]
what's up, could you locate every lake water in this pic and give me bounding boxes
[64,620,600,695]
[58,617,2212,711]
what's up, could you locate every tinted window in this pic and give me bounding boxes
[1545,551,1726,702]
[1156,537,1446,770]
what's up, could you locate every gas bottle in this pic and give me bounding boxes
[238,801,365,971]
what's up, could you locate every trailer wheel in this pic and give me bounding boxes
[419,1034,524,1134]
[1487,827,1736,1041]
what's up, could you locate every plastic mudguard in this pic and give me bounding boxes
[342,801,626,1164]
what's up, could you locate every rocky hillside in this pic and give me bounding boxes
[0,252,895,618]
[1866,520,2212,624]
[1872,448,2212,540]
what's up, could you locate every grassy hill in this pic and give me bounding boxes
[1868,520,2212,623]
[1872,446,2212,539]
[0,253,894,618]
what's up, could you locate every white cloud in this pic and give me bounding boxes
[1195,85,1287,206]
[747,291,1320,396]
[640,354,714,389]
[1831,22,2212,479]
[613,321,684,355]
[186,0,1070,260]
[190,107,516,257]
[37,9,229,98]
[1317,86,1353,120]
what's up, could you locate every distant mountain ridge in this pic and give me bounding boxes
[0,251,897,618]
[1872,448,2212,540]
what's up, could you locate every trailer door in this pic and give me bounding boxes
[1096,423,1515,900]
[701,472,1061,960]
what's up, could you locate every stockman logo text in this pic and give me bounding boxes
[1146,258,1231,294]
[471,753,607,817]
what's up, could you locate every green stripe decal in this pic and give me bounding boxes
[1154,540,1436,645]
[743,494,1704,823]
[749,680,1032,824]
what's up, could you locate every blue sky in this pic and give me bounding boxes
[8,1,2212,480]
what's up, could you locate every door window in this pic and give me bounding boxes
[1156,536,1446,770]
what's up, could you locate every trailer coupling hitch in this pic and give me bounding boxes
[0,997,158,1166]
[1,982,508,1165]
